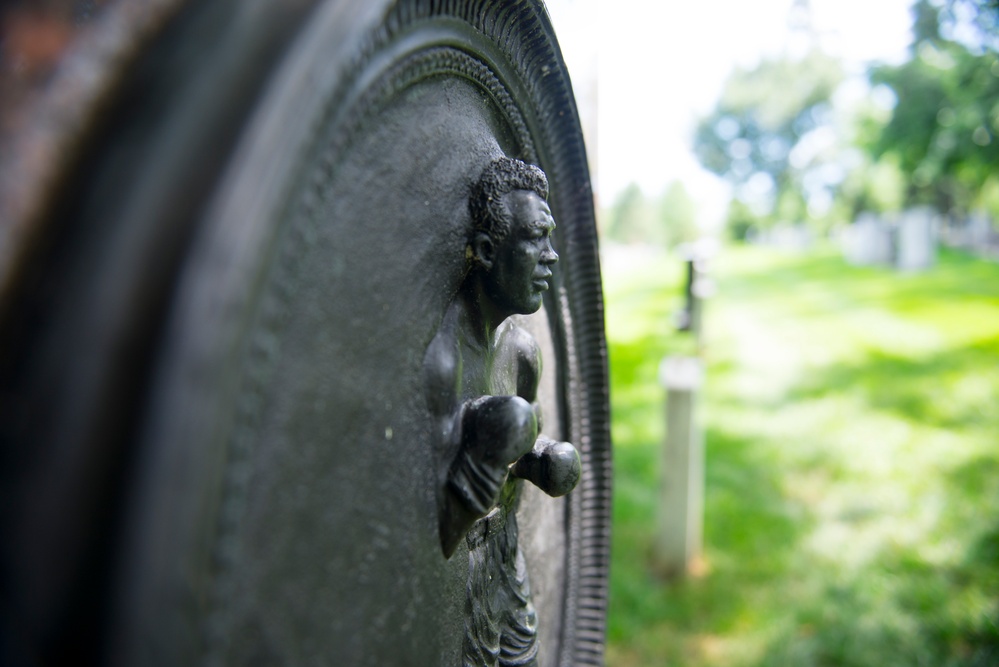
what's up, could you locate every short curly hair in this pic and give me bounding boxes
[469,157,549,241]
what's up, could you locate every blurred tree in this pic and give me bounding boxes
[724,198,763,241]
[835,155,906,219]
[657,180,699,247]
[604,181,699,247]
[693,49,844,235]
[940,0,999,52]
[865,0,999,218]
[980,175,999,220]
[605,183,652,243]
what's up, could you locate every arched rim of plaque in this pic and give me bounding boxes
[0,1,610,665]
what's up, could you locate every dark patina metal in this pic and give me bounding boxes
[0,2,611,666]
[426,157,581,665]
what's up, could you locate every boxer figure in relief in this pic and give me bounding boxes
[424,157,581,666]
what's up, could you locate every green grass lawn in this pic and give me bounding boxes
[603,243,999,667]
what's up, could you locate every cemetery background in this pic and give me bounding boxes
[603,243,999,666]
[568,0,999,664]
[0,1,993,663]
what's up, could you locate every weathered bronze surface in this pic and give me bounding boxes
[0,2,611,666]
[426,157,581,665]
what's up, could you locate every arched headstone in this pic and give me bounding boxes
[0,2,611,665]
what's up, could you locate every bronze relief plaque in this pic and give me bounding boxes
[0,2,610,665]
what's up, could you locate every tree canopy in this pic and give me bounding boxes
[603,180,698,247]
[694,0,999,239]
[694,49,844,230]
[867,0,999,216]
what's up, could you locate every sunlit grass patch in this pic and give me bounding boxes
[604,243,999,666]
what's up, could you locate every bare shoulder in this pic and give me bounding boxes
[496,320,540,369]
[424,305,461,412]
[495,320,541,403]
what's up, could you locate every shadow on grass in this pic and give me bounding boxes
[787,335,999,430]
[753,538,999,667]
[962,518,999,666]
[703,426,804,578]
[608,331,668,389]
[949,454,999,503]
[744,452,999,667]
[609,424,810,661]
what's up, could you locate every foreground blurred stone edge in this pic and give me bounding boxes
[0,1,611,665]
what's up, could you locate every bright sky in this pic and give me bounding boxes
[546,0,916,228]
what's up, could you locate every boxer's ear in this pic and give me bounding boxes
[472,232,494,271]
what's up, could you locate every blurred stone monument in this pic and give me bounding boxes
[843,213,894,266]
[843,210,937,271]
[895,207,937,271]
[657,356,705,577]
[967,210,994,251]
[673,239,717,348]
[658,238,715,577]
